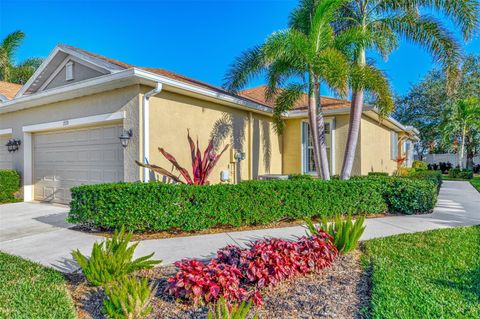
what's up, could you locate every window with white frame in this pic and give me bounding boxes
[302,122,331,174]
[391,131,398,160]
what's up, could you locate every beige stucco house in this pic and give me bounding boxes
[0,45,419,204]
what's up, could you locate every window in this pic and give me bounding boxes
[391,131,398,160]
[65,61,74,81]
[302,122,332,174]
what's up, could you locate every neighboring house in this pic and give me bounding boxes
[0,45,419,204]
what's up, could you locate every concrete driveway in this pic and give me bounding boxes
[1,180,479,273]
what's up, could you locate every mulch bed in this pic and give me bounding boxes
[67,251,370,319]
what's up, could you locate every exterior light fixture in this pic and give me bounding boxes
[6,139,21,153]
[234,150,246,161]
[119,129,133,148]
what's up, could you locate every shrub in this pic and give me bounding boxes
[368,172,389,177]
[395,167,415,176]
[408,170,442,190]
[71,227,161,287]
[305,215,365,254]
[0,170,21,203]
[103,275,155,319]
[448,168,474,179]
[168,232,337,306]
[69,179,387,232]
[208,297,256,319]
[412,160,428,171]
[288,174,314,180]
[381,178,437,214]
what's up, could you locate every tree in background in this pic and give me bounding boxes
[0,30,43,85]
[332,0,479,179]
[440,97,480,169]
[394,54,480,157]
[224,0,352,180]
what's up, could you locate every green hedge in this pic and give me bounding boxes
[69,177,437,232]
[448,168,473,180]
[408,170,443,190]
[0,170,21,204]
[368,172,389,177]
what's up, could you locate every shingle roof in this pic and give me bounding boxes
[0,81,22,100]
[239,85,352,111]
[60,44,265,106]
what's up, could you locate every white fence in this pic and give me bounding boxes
[420,153,480,167]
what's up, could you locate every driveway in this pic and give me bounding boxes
[1,180,479,273]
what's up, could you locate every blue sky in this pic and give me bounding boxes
[1,0,479,96]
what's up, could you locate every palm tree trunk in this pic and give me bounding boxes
[315,82,331,180]
[308,76,322,179]
[460,125,466,170]
[341,49,366,179]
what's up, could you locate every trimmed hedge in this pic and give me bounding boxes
[408,170,443,190]
[0,170,21,204]
[69,177,437,232]
[448,168,473,180]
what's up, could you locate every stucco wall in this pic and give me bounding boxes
[0,85,142,185]
[360,115,398,174]
[45,62,105,90]
[147,89,282,184]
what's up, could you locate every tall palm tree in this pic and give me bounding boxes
[441,97,480,170]
[0,30,42,85]
[225,0,354,179]
[323,0,480,179]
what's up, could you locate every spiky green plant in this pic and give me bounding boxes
[72,227,161,287]
[305,214,365,254]
[208,297,256,319]
[103,275,155,319]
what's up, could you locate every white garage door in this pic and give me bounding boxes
[33,124,124,204]
[0,135,13,169]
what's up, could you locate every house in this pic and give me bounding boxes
[0,45,419,204]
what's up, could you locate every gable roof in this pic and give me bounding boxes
[239,85,352,111]
[57,45,260,104]
[0,81,22,100]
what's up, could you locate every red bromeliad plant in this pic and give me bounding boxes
[167,231,338,306]
[136,130,229,185]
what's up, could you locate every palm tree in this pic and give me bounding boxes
[0,30,43,85]
[224,0,353,179]
[440,97,480,170]
[328,0,480,179]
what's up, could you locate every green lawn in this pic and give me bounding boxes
[363,226,480,319]
[0,252,76,319]
[470,176,480,192]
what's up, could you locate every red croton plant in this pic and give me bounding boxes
[167,230,338,306]
[136,130,229,185]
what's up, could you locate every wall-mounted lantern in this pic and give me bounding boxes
[234,150,246,161]
[6,139,21,153]
[119,129,133,148]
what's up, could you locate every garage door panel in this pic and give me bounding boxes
[34,125,124,204]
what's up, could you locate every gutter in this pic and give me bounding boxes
[142,83,163,183]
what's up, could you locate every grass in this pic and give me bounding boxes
[0,252,76,319]
[470,176,480,192]
[363,226,480,319]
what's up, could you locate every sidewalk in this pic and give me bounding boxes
[1,181,479,273]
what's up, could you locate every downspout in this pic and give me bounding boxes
[142,83,163,182]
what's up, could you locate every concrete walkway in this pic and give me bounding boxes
[1,181,479,273]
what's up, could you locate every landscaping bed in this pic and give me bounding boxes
[68,252,369,319]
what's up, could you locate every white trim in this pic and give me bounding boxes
[0,128,13,136]
[38,56,110,92]
[331,118,336,175]
[15,47,63,98]
[23,132,33,201]
[22,111,125,133]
